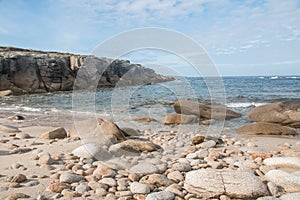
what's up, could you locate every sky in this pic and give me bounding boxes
[0,0,299,76]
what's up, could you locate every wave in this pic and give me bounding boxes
[270,76,278,80]
[226,102,266,108]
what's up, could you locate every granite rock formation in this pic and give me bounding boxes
[0,46,173,94]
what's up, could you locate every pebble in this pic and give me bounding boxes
[75,182,90,194]
[96,188,108,196]
[38,152,54,165]
[130,182,151,194]
[59,172,85,184]
[48,182,71,193]
[200,140,216,149]
[15,132,31,139]
[99,178,117,187]
[192,135,205,145]
[165,184,184,197]
[140,174,173,187]
[128,173,139,182]
[172,162,191,172]
[146,191,175,200]
[5,193,30,200]
[11,163,22,169]
[23,180,39,187]
[167,171,184,183]
[129,163,160,175]
[10,174,27,183]
[267,182,279,196]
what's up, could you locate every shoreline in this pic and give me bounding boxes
[0,110,299,199]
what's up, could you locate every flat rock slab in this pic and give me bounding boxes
[263,157,300,169]
[184,169,268,199]
[265,170,300,193]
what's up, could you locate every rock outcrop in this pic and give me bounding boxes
[247,101,300,128]
[0,46,174,94]
[238,101,300,135]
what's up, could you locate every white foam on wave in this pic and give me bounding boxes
[285,76,300,79]
[16,106,42,112]
[226,102,266,108]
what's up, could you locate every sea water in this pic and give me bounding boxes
[1,76,299,131]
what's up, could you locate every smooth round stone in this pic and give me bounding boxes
[167,171,184,183]
[172,163,191,172]
[200,140,216,149]
[130,182,151,194]
[129,163,160,175]
[146,191,174,200]
[23,180,39,187]
[59,172,85,184]
[99,178,117,187]
[75,182,90,194]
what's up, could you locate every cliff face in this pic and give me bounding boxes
[0,47,173,94]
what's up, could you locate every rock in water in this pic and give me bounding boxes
[162,113,198,124]
[247,101,300,128]
[40,127,67,139]
[184,169,268,199]
[174,100,241,120]
[237,122,297,135]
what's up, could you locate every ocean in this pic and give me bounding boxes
[1,76,299,133]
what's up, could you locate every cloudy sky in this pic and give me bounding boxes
[0,0,299,76]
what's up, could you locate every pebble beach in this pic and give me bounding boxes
[0,99,299,200]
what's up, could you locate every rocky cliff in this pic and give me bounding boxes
[0,46,174,94]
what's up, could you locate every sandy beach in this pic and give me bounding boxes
[0,108,299,200]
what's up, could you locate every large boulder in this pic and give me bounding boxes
[174,100,241,120]
[162,113,198,124]
[265,169,300,192]
[247,101,300,128]
[69,118,126,146]
[237,122,297,135]
[184,169,268,199]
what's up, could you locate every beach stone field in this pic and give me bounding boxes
[0,100,299,200]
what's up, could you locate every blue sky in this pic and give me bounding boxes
[0,0,299,76]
